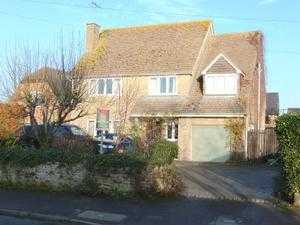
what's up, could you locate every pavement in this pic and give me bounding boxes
[0,189,300,225]
[176,161,280,201]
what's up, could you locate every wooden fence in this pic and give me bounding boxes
[247,127,278,159]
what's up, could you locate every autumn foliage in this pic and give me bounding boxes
[0,103,25,139]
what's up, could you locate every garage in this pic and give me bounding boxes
[192,125,230,162]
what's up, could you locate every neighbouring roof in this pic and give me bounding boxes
[87,20,212,77]
[266,92,279,116]
[21,67,60,83]
[288,108,300,113]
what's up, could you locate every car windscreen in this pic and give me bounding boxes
[69,126,87,136]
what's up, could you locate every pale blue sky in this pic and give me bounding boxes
[0,0,299,109]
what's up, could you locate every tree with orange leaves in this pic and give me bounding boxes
[0,103,25,140]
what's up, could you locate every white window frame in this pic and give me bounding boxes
[165,121,178,142]
[204,73,239,96]
[87,120,96,137]
[89,78,122,96]
[149,76,177,96]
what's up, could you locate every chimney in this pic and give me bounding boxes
[86,23,101,53]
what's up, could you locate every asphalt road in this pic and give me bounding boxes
[0,189,300,225]
[0,215,62,225]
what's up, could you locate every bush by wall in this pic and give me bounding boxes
[148,139,178,166]
[275,113,300,202]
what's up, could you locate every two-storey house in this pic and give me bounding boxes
[71,20,266,162]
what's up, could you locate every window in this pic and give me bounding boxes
[106,79,113,94]
[149,76,176,95]
[160,77,167,94]
[98,79,105,94]
[89,79,97,95]
[204,74,238,95]
[166,122,178,141]
[89,78,122,96]
[30,91,45,105]
[113,79,121,95]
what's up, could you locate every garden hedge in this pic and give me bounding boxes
[0,146,146,174]
[148,139,178,166]
[275,113,300,202]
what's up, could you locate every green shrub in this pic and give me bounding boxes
[0,147,85,168]
[148,139,178,166]
[275,113,300,202]
[86,153,146,174]
[0,146,146,174]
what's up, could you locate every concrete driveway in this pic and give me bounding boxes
[176,161,280,201]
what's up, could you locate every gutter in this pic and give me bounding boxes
[130,113,246,118]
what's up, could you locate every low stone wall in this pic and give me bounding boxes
[0,163,183,197]
[0,163,134,195]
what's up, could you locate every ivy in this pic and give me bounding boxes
[275,113,300,202]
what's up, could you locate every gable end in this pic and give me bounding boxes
[201,54,244,75]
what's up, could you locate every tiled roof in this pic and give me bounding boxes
[130,30,262,116]
[206,55,236,74]
[184,31,263,114]
[182,97,244,114]
[131,96,244,116]
[87,20,211,77]
[131,96,187,115]
[196,31,262,79]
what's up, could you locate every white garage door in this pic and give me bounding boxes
[192,125,230,162]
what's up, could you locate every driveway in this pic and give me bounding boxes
[176,161,280,201]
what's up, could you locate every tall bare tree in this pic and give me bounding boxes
[1,36,89,147]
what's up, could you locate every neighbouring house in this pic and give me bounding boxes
[266,92,279,126]
[19,20,267,162]
[287,108,300,113]
[70,20,266,162]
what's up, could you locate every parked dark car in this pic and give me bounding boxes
[95,132,135,154]
[16,124,135,153]
[16,124,98,150]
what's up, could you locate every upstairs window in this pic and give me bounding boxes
[204,74,238,96]
[149,76,176,95]
[89,78,121,96]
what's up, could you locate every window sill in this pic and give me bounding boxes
[148,94,178,97]
[203,94,238,98]
[166,138,178,142]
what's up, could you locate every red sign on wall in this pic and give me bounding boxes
[96,107,109,130]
